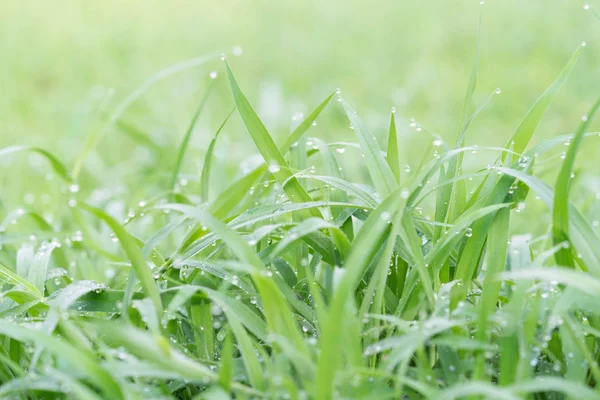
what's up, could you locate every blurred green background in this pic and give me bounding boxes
[1,0,599,217]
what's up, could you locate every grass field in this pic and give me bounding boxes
[1,1,600,399]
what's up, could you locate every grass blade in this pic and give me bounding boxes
[552,97,600,267]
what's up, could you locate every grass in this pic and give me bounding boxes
[2,5,600,400]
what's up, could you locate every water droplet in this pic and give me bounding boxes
[404,165,411,173]
[68,199,77,207]
[432,138,443,147]
[584,3,591,10]
[480,0,484,4]
[391,107,396,114]
[400,188,410,199]
[465,228,473,237]
[24,193,35,204]
[312,120,317,126]
[518,156,529,167]
[232,46,243,56]
[582,115,588,121]
[582,41,587,47]
[336,147,346,154]
[220,53,226,61]
[209,71,218,79]
[409,119,417,128]
[268,162,281,173]
[381,211,392,223]
[495,88,501,94]
[530,358,538,367]
[335,88,341,95]
[69,184,80,193]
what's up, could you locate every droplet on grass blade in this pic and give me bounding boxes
[268,162,280,173]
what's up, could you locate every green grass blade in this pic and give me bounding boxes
[280,92,335,150]
[0,323,123,399]
[341,98,397,196]
[315,187,406,399]
[200,108,235,202]
[79,203,163,321]
[169,80,215,199]
[0,262,42,298]
[387,113,400,182]
[0,146,72,182]
[552,97,600,267]
[505,46,582,158]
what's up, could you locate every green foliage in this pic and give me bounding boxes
[1,18,600,400]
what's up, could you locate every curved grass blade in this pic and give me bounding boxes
[280,92,335,150]
[341,98,397,197]
[497,167,600,276]
[200,108,235,201]
[315,187,406,399]
[0,146,71,182]
[505,46,582,158]
[552,97,600,267]
[0,323,123,399]
[169,80,216,199]
[79,203,163,321]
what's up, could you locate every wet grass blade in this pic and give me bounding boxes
[341,98,397,196]
[169,80,215,199]
[552,97,600,267]
[505,46,582,158]
[387,113,400,182]
[79,203,163,321]
[200,108,235,201]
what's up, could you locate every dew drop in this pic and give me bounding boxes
[268,162,281,173]
[209,71,218,79]
[518,156,529,167]
[232,46,243,56]
[336,147,346,154]
[495,88,501,94]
